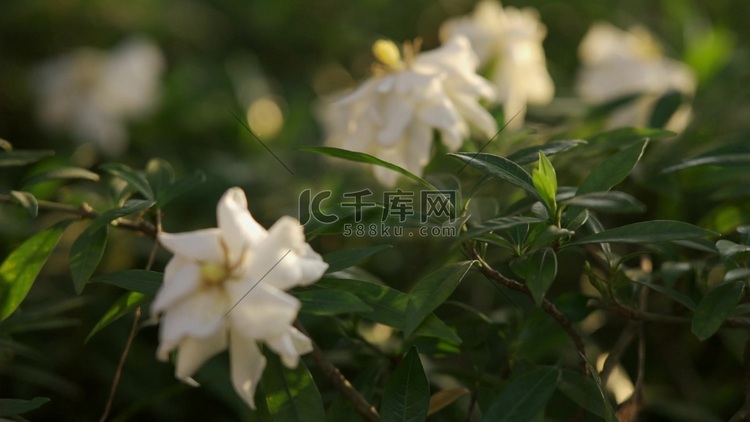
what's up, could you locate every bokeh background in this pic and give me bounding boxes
[2,0,750,420]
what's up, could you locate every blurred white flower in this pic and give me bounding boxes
[440,0,555,129]
[33,37,165,155]
[152,187,328,408]
[576,22,696,131]
[319,36,497,187]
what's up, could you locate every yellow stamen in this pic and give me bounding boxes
[200,262,227,285]
[372,39,403,70]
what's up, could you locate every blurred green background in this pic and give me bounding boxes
[2,0,750,420]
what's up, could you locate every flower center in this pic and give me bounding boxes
[372,39,404,71]
[200,262,228,285]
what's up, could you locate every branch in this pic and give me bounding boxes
[0,193,156,237]
[589,299,750,329]
[295,322,379,422]
[468,245,589,375]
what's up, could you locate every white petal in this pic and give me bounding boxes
[158,288,229,344]
[229,330,266,409]
[151,257,201,313]
[406,122,433,173]
[159,229,223,263]
[225,285,300,339]
[295,244,329,286]
[175,328,228,383]
[217,187,267,259]
[266,327,312,368]
[376,94,413,147]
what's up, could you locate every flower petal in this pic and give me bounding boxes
[229,330,266,409]
[225,285,300,339]
[174,328,228,384]
[158,288,228,344]
[217,187,267,260]
[266,326,312,368]
[151,257,201,313]
[159,228,223,263]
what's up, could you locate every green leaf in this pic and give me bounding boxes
[92,199,155,230]
[322,245,392,274]
[69,224,108,294]
[89,269,162,295]
[566,220,718,247]
[145,158,175,200]
[295,288,373,315]
[632,280,697,311]
[558,369,616,420]
[449,152,539,199]
[100,163,154,200]
[532,152,557,214]
[23,167,100,187]
[662,154,750,173]
[563,191,646,214]
[0,220,70,321]
[725,268,750,283]
[0,150,55,167]
[506,139,587,165]
[577,140,648,195]
[405,262,474,336]
[300,146,438,190]
[716,239,750,257]
[318,278,461,344]
[9,190,38,217]
[0,397,50,417]
[649,91,683,128]
[483,367,561,421]
[157,170,206,206]
[587,127,675,145]
[263,351,325,422]
[525,248,558,305]
[85,291,146,342]
[462,216,545,240]
[691,281,745,341]
[381,347,430,422]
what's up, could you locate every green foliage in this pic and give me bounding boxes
[380,347,429,422]
[0,397,50,417]
[262,351,326,422]
[483,367,560,421]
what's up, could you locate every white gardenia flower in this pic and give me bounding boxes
[33,37,165,156]
[576,22,696,131]
[320,35,497,187]
[151,187,328,408]
[440,0,555,129]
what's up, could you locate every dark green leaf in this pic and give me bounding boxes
[566,220,717,247]
[577,140,648,195]
[483,367,560,421]
[0,397,50,417]
[692,281,745,341]
[449,152,539,199]
[716,240,750,257]
[558,370,616,420]
[462,216,544,240]
[9,190,38,217]
[506,140,587,165]
[525,248,558,305]
[263,351,325,422]
[85,291,146,342]
[295,288,372,315]
[90,270,162,295]
[663,154,750,173]
[0,150,54,167]
[381,347,429,422]
[70,224,108,294]
[100,163,154,200]
[300,146,437,190]
[587,127,675,145]
[0,220,70,321]
[159,171,206,206]
[23,167,100,186]
[563,191,646,213]
[92,199,155,230]
[145,158,175,200]
[632,280,697,311]
[318,278,461,344]
[649,91,684,128]
[725,268,750,283]
[322,245,392,274]
[405,262,474,336]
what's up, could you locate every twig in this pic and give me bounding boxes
[589,299,750,329]
[99,212,161,421]
[729,338,750,422]
[294,322,379,422]
[601,323,638,385]
[468,245,589,375]
[0,194,157,236]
